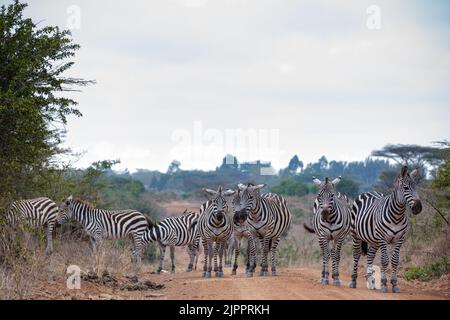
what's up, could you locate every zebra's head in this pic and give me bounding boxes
[313,176,341,222]
[57,195,74,224]
[203,186,235,221]
[232,190,247,225]
[236,183,266,216]
[395,166,422,215]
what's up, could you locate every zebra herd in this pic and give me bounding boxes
[2,165,422,293]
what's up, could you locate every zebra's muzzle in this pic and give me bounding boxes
[411,200,422,215]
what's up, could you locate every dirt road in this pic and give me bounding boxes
[28,264,448,300]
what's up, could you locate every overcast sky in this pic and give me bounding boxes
[22,0,450,172]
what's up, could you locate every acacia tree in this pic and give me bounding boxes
[0,1,94,202]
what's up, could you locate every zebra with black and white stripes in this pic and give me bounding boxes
[303,176,351,286]
[226,189,252,275]
[235,183,292,277]
[349,166,422,293]
[196,186,235,278]
[140,209,201,274]
[57,196,150,264]
[6,197,58,255]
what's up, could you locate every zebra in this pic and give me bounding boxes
[349,166,422,293]
[6,197,58,255]
[303,176,351,286]
[196,186,235,278]
[226,189,253,275]
[235,183,292,277]
[140,209,201,274]
[56,195,150,265]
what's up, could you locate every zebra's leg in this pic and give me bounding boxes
[45,223,54,256]
[331,238,345,287]
[319,237,330,285]
[206,241,213,278]
[365,245,378,290]
[213,242,219,274]
[269,237,281,276]
[260,238,270,276]
[231,239,241,276]
[157,243,166,274]
[170,246,175,274]
[246,235,256,277]
[202,239,208,277]
[217,241,225,277]
[130,235,138,264]
[186,245,194,272]
[391,240,403,293]
[225,238,232,268]
[349,237,362,288]
[379,242,389,293]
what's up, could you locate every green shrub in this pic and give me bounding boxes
[404,255,449,281]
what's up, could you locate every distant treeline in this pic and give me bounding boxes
[125,155,394,198]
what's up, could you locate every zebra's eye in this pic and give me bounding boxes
[65,201,70,205]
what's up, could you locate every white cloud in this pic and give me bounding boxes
[24,0,450,171]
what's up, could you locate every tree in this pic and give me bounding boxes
[0,1,93,203]
[335,177,360,198]
[372,144,447,172]
[287,155,301,174]
[167,160,181,174]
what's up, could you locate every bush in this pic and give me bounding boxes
[404,255,449,281]
[270,180,310,197]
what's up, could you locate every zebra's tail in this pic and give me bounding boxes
[361,241,368,255]
[303,223,315,234]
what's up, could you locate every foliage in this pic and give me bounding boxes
[0,0,93,204]
[270,180,310,197]
[404,255,449,281]
[335,177,360,198]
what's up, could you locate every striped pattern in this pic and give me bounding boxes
[6,197,58,255]
[236,183,292,277]
[349,166,422,293]
[304,177,351,286]
[197,186,235,278]
[57,196,149,264]
[226,190,252,275]
[141,209,201,273]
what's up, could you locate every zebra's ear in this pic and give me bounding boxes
[410,168,419,179]
[312,177,322,185]
[332,176,342,185]
[253,184,265,190]
[67,195,73,200]
[223,189,236,197]
[237,183,246,191]
[203,188,217,196]
[401,165,408,177]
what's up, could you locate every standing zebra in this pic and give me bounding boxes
[196,186,235,278]
[349,166,422,293]
[235,183,292,277]
[303,176,351,286]
[6,197,58,255]
[57,196,149,265]
[140,209,201,274]
[226,189,252,275]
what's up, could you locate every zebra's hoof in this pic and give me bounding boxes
[271,271,277,276]
[231,270,237,276]
[205,272,212,278]
[216,272,223,278]
[186,268,193,272]
[202,272,206,278]
[259,271,269,277]
[246,272,253,278]
[349,281,357,288]
[320,278,329,285]
[367,278,376,290]
[333,280,341,287]
[392,286,401,293]
[380,286,388,293]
